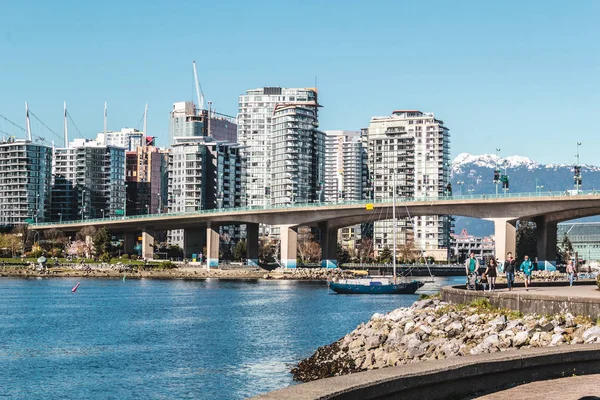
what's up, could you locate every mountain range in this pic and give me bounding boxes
[450,153,600,236]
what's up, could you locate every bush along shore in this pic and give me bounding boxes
[292,297,600,382]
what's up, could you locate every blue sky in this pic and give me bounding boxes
[0,0,598,164]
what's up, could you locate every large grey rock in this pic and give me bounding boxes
[444,321,464,337]
[413,299,434,310]
[419,324,433,335]
[489,315,507,332]
[551,333,566,346]
[365,334,387,350]
[582,326,600,343]
[513,331,529,347]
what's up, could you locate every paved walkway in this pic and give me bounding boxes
[474,374,600,399]
[493,283,600,299]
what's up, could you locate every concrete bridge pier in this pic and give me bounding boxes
[184,228,205,260]
[487,218,517,264]
[279,225,297,268]
[123,232,136,255]
[246,223,259,267]
[206,223,219,269]
[141,229,155,260]
[319,222,338,268]
[534,217,557,268]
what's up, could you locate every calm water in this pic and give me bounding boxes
[0,276,462,399]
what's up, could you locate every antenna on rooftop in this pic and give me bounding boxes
[104,101,108,136]
[192,61,205,112]
[143,103,148,145]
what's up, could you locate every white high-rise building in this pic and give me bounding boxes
[0,138,53,226]
[51,138,126,221]
[97,128,145,151]
[364,110,451,261]
[322,130,366,203]
[238,87,322,208]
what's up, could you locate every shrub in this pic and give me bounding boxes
[161,261,174,269]
[121,254,130,260]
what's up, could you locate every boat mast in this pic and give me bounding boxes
[392,150,397,283]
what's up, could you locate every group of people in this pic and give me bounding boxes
[464,252,535,291]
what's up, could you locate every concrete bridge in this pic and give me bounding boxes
[31,191,600,268]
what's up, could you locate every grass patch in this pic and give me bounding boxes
[469,298,492,309]
[419,293,441,300]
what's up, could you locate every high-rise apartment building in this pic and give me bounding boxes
[170,101,237,145]
[167,137,245,249]
[125,145,167,216]
[364,110,451,261]
[97,128,145,151]
[238,87,322,208]
[322,130,367,203]
[0,138,53,226]
[51,138,126,221]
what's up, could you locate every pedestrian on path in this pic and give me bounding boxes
[566,260,575,286]
[504,252,516,291]
[484,257,498,291]
[520,255,534,291]
[464,252,479,276]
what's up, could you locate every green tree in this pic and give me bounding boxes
[93,228,111,257]
[515,221,537,264]
[233,240,247,261]
[378,246,392,264]
[557,233,574,264]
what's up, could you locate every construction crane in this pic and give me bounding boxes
[192,61,205,112]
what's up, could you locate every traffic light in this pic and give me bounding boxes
[493,169,500,183]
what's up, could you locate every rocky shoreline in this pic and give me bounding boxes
[0,266,350,281]
[292,297,600,382]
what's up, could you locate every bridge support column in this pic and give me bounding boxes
[487,218,516,265]
[319,222,338,268]
[184,228,205,261]
[123,232,136,255]
[279,225,297,269]
[206,223,219,269]
[141,229,155,260]
[246,223,259,267]
[534,217,557,269]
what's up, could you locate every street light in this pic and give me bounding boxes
[81,189,86,222]
[456,181,465,196]
[575,142,582,192]
[535,178,544,195]
[494,148,501,196]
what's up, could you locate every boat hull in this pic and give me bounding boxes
[328,280,424,294]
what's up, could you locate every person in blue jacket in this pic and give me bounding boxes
[520,255,534,291]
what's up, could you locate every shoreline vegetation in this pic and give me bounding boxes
[291,295,600,382]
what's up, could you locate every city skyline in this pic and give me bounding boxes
[1,0,598,164]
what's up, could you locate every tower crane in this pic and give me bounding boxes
[192,61,205,112]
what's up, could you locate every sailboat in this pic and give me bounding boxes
[328,165,425,295]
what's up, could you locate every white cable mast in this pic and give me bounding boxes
[25,102,32,141]
[143,103,148,145]
[392,156,397,284]
[192,61,204,112]
[63,101,68,147]
[103,101,107,136]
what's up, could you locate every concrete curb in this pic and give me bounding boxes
[251,344,600,400]
[441,283,600,319]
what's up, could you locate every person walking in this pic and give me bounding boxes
[504,252,516,291]
[484,258,498,291]
[520,255,534,291]
[464,252,479,276]
[566,260,575,286]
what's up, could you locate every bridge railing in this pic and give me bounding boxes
[30,190,600,227]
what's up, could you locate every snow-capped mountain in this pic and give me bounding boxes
[450,153,600,236]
